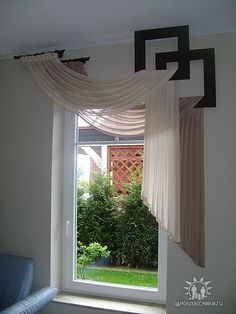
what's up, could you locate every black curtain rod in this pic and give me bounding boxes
[14,49,90,64]
[14,49,65,60]
[61,57,90,64]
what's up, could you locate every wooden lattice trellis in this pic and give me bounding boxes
[107,145,144,194]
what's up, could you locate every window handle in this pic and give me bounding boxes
[66,220,70,236]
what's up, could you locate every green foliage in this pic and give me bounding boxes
[88,171,114,201]
[116,176,159,268]
[77,242,110,279]
[78,178,89,193]
[77,171,158,269]
[77,172,118,258]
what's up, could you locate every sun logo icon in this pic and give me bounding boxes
[184,277,213,301]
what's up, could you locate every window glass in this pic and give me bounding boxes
[76,121,158,288]
[63,112,167,304]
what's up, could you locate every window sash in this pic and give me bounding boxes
[62,111,167,304]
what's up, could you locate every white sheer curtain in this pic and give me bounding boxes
[20,53,180,242]
[142,82,180,241]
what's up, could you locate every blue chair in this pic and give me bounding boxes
[0,254,58,313]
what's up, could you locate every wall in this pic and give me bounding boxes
[0,60,53,290]
[0,32,235,314]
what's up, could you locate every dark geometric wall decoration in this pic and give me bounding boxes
[135,25,216,108]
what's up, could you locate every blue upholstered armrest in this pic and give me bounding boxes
[0,287,58,314]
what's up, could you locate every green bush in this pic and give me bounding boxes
[77,242,110,279]
[115,176,159,268]
[77,172,118,259]
[77,171,158,268]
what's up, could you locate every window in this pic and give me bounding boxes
[62,111,167,304]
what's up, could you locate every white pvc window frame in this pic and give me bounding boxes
[62,111,167,304]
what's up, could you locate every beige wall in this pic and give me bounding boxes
[0,60,53,290]
[0,32,235,314]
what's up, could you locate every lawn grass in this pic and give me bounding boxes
[77,265,158,288]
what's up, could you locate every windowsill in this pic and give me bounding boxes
[53,292,166,314]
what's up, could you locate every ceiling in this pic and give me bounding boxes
[0,0,236,58]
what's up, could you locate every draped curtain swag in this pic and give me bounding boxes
[62,60,88,76]
[20,53,205,265]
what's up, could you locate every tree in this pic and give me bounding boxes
[77,170,159,268]
[115,175,159,268]
[77,171,118,260]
